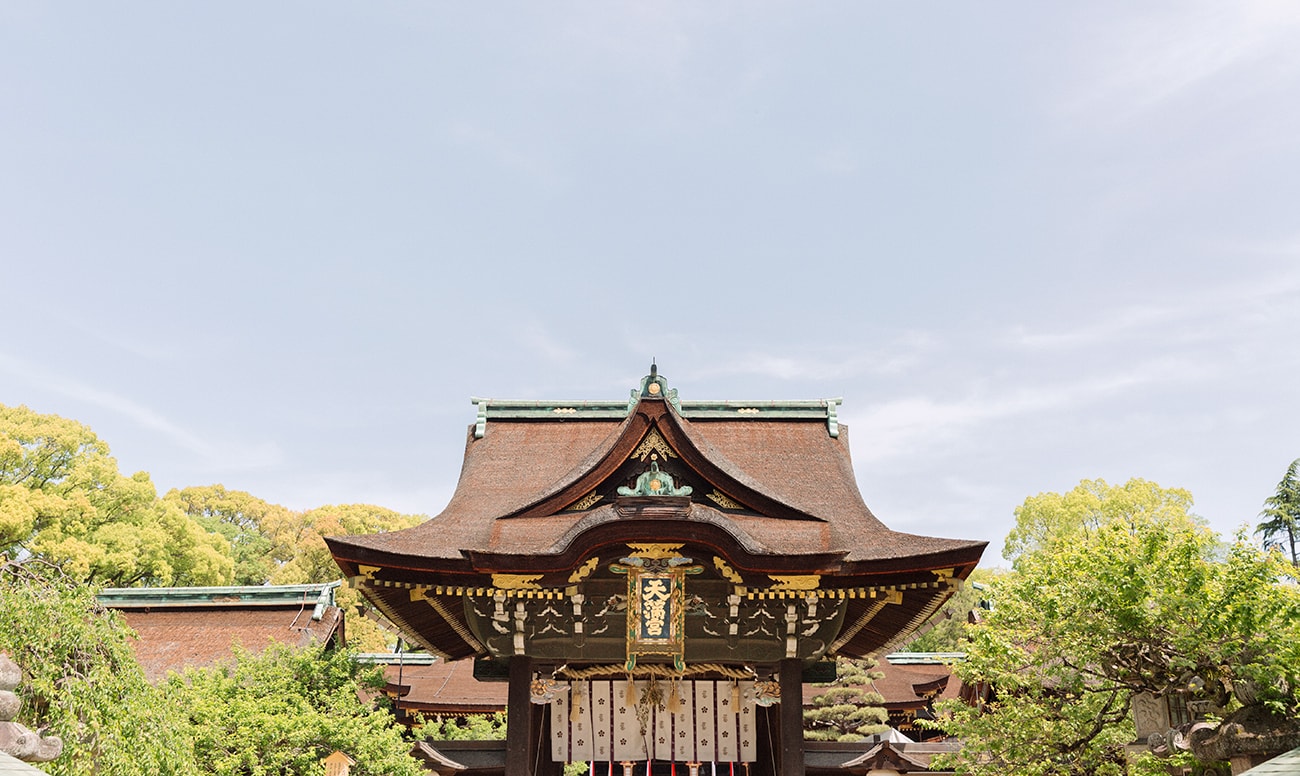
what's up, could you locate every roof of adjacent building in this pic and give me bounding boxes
[1243,746,1300,775]
[99,582,344,683]
[375,657,508,716]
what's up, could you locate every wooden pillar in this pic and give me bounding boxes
[506,655,536,776]
[777,658,805,776]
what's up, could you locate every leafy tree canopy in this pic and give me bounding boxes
[165,485,295,586]
[936,479,1300,776]
[165,642,424,776]
[0,405,231,586]
[1003,478,1199,566]
[0,558,199,776]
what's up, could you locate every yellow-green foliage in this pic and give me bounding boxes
[0,559,199,776]
[934,479,1300,775]
[0,405,231,586]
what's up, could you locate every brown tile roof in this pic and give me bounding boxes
[328,397,984,571]
[801,659,960,709]
[327,382,986,661]
[383,658,507,715]
[114,605,343,683]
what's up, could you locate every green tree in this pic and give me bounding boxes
[269,503,424,585]
[935,480,1300,776]
[424,711,508,740]
[166,642,424,776]
[166,485,293,585]
[1003,478,1197,565]
[0,404,231,586]
[1258,458,1300,568]
[803,657,889,741]
[0,558,199,775]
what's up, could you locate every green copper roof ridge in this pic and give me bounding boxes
[469,396,842,437]
[98,581,340,598]
[352,653,441,666]
[98,581,341,620]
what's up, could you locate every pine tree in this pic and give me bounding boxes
[1258,458,1300,568]
[803,657,889,741]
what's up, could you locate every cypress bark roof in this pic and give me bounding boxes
[328,387,983,573]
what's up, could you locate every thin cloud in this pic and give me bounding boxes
[0,352,283,470]
[698,332,938,383]
[1059,2,1300,123]
[513,321,581,365]
[1004,268,1300,352]
[847,358,1202,464]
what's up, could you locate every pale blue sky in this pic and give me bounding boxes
[3,2,1298,561]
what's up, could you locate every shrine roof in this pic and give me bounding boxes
[328,369,985,576]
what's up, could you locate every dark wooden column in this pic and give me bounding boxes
[778,658,805,776]
[506,655,536,776]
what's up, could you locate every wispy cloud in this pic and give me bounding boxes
[0,352,282,469]
[847,355,1208,464]
[697,331,938,383]
[512,320,581,365]
[1060,2,1300,123]
[1004,267,1300,353]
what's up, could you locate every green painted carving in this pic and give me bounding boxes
[826,397,841,438]
[617,461,693,497]
[632,362,680,410]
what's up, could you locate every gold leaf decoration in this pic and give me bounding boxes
[492,573,544,590]
[630,428,677,462]
[569,557,600,583]
[625,543,684,560]
[768,574,821,591]
[565,491,604,511]
[706,489,744,510]
[713,556,744,584]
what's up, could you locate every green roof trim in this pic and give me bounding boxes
[98,581,341,621]
[883,652,966,665]
[1240,746,1300,775]
[353,652,441,666]
[469,368,843,438]
[468,398,845,437]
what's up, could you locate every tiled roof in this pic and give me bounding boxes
[801,657,961,709]
[101,584,344,683]
[379,658,507,715]
[0,752,47,775]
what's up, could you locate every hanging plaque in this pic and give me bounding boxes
[611,544,702,670]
